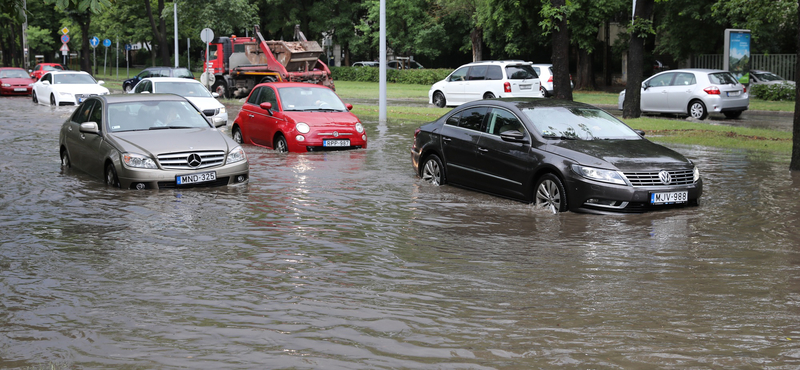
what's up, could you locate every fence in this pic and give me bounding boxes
[693,54,796,81]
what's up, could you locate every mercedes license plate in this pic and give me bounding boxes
[323,139,350,147]
[651,191,688,205]
[520,84,531,90]
[176,171,216,185]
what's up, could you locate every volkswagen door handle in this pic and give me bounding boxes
[478,147,489,153]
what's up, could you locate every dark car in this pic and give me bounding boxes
[410,98,702,214]
[122,66,194,92]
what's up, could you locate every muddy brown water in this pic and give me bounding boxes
[2,96,800,369]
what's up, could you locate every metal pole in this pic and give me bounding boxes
[104,45,107,76]
[379,0,387,122]
[174,2,179,68]
[116,38,119,79]
[187,38,190,71]
[22,0,29,70]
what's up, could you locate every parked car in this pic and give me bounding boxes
[29,63,65,80]
[388,60,424,69]
[0,67,36,96]
[32,71,109,106]
[618,68,749,119]
[122,66,195,93]
[352,61,379,67]
[231,82,367,153]
[750,70,795,86]
[130,77,228,127]
[411,98,702,214]
[428,60,542,108]
[58,94,249,189]
[529,63,573,97]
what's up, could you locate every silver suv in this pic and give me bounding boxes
[618,68,749,119]
[429,60,542,108]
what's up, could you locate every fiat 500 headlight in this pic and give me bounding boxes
[227,146,246,164]
[571,164,627,185]
[296,122,310,134]
[123,153,157,169]
[355,123,364,133]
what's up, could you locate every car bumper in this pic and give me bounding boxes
[211,113,228,127]
[288,132,368,152]
[564,174,703,214]
[703,94,749,113]
[116,160,250,190]
[0,86,32,95]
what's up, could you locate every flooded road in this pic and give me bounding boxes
[2,96,800,369]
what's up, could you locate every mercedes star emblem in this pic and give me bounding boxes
[187,153,202,168]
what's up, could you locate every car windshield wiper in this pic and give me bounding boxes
[541,134,578,140]
[149,125,194,130]
[305,108,340,112]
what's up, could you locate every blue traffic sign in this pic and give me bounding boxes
[103,39,111,48]
[90,36,100,48]
[125,44,132,51]
[60,34,69,43]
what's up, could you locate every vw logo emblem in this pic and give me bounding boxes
[333,131,339,137]
[659,170,672,185]
[187,153,202,168]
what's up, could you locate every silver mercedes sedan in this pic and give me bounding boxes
[58,94,249,189]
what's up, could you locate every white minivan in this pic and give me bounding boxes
[428,60,542,108]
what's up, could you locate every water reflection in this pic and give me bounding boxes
[2,97,800,368]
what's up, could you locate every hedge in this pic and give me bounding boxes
[749,82,796,101]
[330,66,452,85]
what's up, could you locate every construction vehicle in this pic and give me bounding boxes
[203,25,334,99]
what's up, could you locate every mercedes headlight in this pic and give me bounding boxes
[123,153,157,169]
[571,164,627,185]
[296,122,310,134]
[693,166,700,182]
[227,146,246,164]
[355,122,364,133]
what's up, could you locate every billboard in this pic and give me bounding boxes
[723,29,751,84]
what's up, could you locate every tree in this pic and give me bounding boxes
[541,0,573,100]
[622,0,655,118]
[567,0,627,90]
[44,0,111,73]
[435,0,485,62]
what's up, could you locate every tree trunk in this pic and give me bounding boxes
[144,0,169,66]
[623,0,654,119]
[791,0,800,170]
[70,10,92,73]
[471,27,483,62]
[575,48,595,91]
[157,0,169,66]
[551,0,572,101]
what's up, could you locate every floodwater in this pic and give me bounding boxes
[2,96,800,369]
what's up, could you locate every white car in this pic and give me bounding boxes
[130,77,228,127]
[529,63,573,97]
[31,71,109,106]
[428,60,542,108]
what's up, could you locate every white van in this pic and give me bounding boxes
[428,60,542,107]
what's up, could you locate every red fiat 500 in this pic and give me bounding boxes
[231,82,367,153]
[29,63,65,81]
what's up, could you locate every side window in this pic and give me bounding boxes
[445,111,462,126]
[261,87,278,109]
[42,73,51,83]
[673,73,696,86]
[486,108,525,136]
[88,99,103,128]
[144,81,153,93]
[485,66,503,81]
[458,107,487,131]
[138,70,149,79]
[647,73,675,87]
[134,81,145,93]
[449,67,468,82]
[247,87,262,105]
[468,65,488,81]
[73,100,95,124]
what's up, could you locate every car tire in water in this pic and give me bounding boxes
[688,100,708,120]
[421,154,445,186]
[540,86,549,97]
[274,135,288,153]
[60,149,70,168]
[232,126,243,144]
[483,92,496,99]
[32,91,38,104]
[433,91,446,108]
[724,110,743,119]
[534,173,568,214]
[105,164,121,188]
[50,94,57,106]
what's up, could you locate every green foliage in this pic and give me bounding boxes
[749,83,796,102]
[330,66,451,85]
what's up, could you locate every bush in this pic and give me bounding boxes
[331,66,452,85]
[750,82,796,101]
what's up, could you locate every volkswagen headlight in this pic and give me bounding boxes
[355,122,364,133]
[227,146,246,164]
[571,164,627,185]
[296,122,310,134]
[123,153,157,169]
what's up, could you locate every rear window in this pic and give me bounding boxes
[173,68,194,79]
[708,72,738,85]
[505,65,538,80]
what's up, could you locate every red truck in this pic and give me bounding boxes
[203,25,334,99]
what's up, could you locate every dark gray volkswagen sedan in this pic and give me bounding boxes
[410,98,702,214]
[59,94,249,190]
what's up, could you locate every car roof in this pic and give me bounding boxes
[254,81,333,90]
[0,67,26,70]
[462,60,528,66]
[458,97,599,111]
[654,68,728,74]
[46,71,90,75]
[99,93,189,104]
[143,77,201,83]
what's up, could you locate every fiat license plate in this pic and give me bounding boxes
[651,191,688,205]
[177,171,216,185]
[323,139,350,147]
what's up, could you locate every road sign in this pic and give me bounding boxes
[61,34,69,43]
[103,39,111,48]
[90,36,100,48]
[125,44,132,51]
[61,27,69,35]
[200,28,214,43]
[60,43,69,52]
